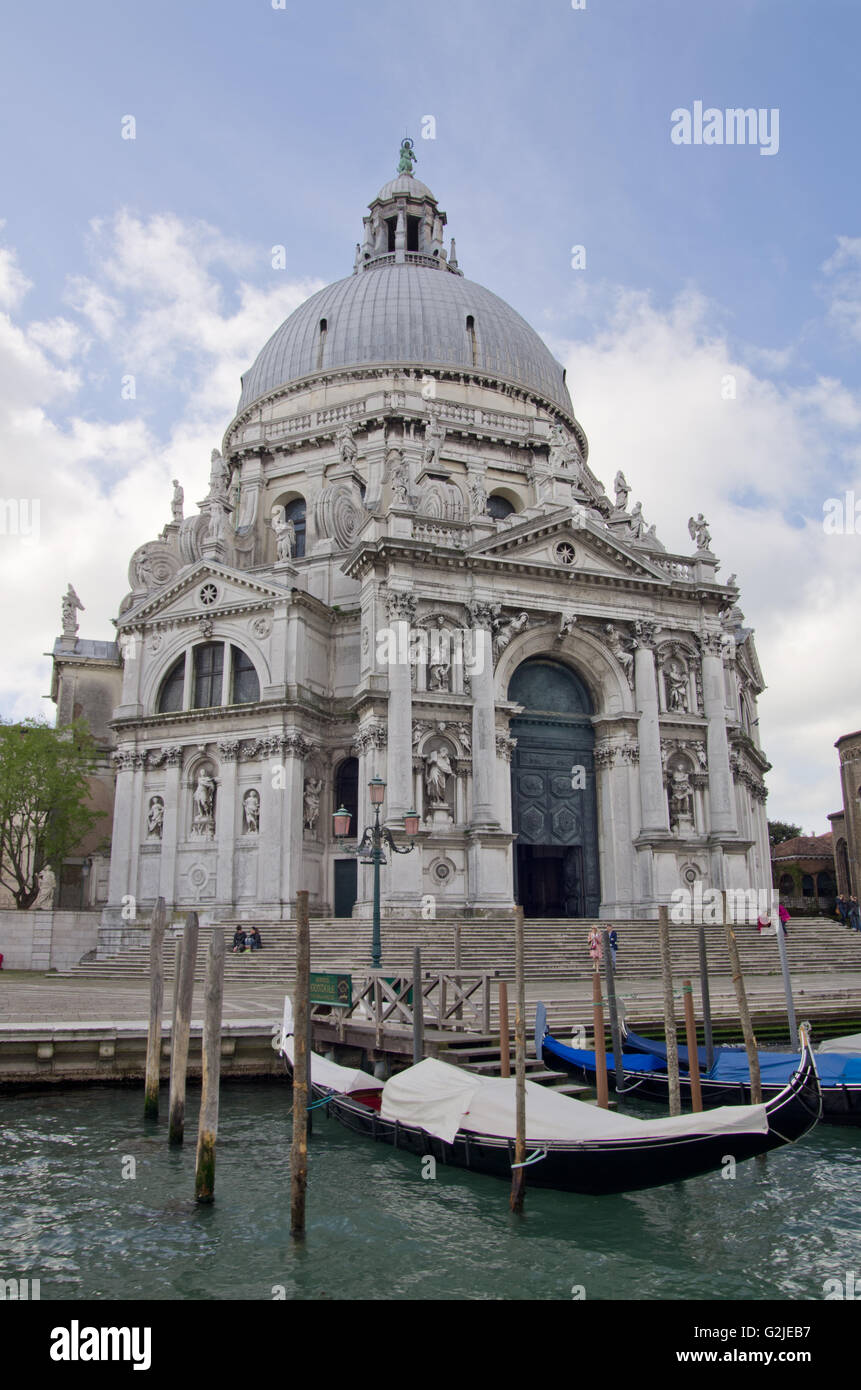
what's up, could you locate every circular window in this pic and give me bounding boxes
[555,542,576,566]
[199,583,218,607]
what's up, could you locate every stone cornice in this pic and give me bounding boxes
[224,365,587,459]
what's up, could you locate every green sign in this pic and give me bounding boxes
[309,971,353,1008]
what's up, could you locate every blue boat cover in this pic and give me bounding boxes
[546,1031,861,1087]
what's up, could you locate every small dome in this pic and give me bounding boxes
[236,262,574,415]
[374,173,437,203]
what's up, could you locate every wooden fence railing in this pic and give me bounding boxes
[310,970,496,1041]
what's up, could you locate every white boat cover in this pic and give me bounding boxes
[380,1058,771,1146]
[277,996,384,1096]
[818,1033,861,1054]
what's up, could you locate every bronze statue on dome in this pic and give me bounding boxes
[397,138,417,175]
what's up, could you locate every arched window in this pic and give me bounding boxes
[158,656,185,713]
[801,873,815,897]
[817,869,836,898]
[487,494,516,521]
[778,873,794,897]
[285,498,306,558]
[194,643,224,709]
[335,757,359,832]
[231,645,260,704]
[156,642,261,713]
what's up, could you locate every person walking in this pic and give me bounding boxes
[848,897,861,932]
[836,894,849,926]
[778,902,791,937]
[607,928,618,969]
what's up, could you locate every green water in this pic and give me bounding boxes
[1,1083,859,1301]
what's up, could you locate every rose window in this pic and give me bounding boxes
[555,542,576,566]
[199,583,218,607]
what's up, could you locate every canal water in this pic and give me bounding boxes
[1,1082,859,1301]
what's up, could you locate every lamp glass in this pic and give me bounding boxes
[404,810,420,837]
[333,805,352,838]
[368,776,386,806]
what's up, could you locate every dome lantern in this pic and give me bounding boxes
[358,140,459,275]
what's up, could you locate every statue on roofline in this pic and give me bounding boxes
[397,137,417,175]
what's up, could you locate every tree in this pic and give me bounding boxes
[768,820,803,847]
[0,718,105,909]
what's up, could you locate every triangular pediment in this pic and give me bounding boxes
[469,511,671,582]
[118,561,290,628]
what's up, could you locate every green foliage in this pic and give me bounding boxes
[0,718,105,909]
[768,820,803,847]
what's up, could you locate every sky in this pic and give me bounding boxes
[0,0,859,833]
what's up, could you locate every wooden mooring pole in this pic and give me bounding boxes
[774,909,799,1050]
[509,906,527,1214]
[592,969,609,1109]
[682,979,703,1113]
[498,980,511,1079]
[412,947,424,1065]
[291,890,310,1237]
[723,891,762,1105]
[602,929,624,1092]
[194,926,225,1202]
[143,897,167,1119]
[697,923,715,1072]
[657,905,682,1116]
[168,911,199,1146]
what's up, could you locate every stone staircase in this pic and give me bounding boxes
[59,914,861,992]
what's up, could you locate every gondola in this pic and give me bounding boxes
[539,1009,860,1125]
[277,1000,822,1197]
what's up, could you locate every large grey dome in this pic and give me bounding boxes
[236,263,574,414]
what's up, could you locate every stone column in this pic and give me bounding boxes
[281,735,308,909]
[467,609,498,829]
[385,593,415,821]
[126,753,147,908]
[634,636,669,833]
[158,747,184,904]
[107,750,137,908]
[701,635,737,835]
[258,738,283,911]
[216,740,240,908]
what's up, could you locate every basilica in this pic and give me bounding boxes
[52,141,771,926]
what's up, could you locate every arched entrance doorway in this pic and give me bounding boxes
[508,658,600,917]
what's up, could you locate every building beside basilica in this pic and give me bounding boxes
[52,142,772,930]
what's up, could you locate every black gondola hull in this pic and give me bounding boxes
[311,1041,820,1196]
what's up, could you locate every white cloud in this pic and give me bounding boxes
[0,212,322,727]
[0,239,32,311]
[554,284,861,831]
[821,235,861,343]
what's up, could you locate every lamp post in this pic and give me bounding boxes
[333,777,419,970]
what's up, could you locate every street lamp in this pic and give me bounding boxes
[333,778,419,969]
